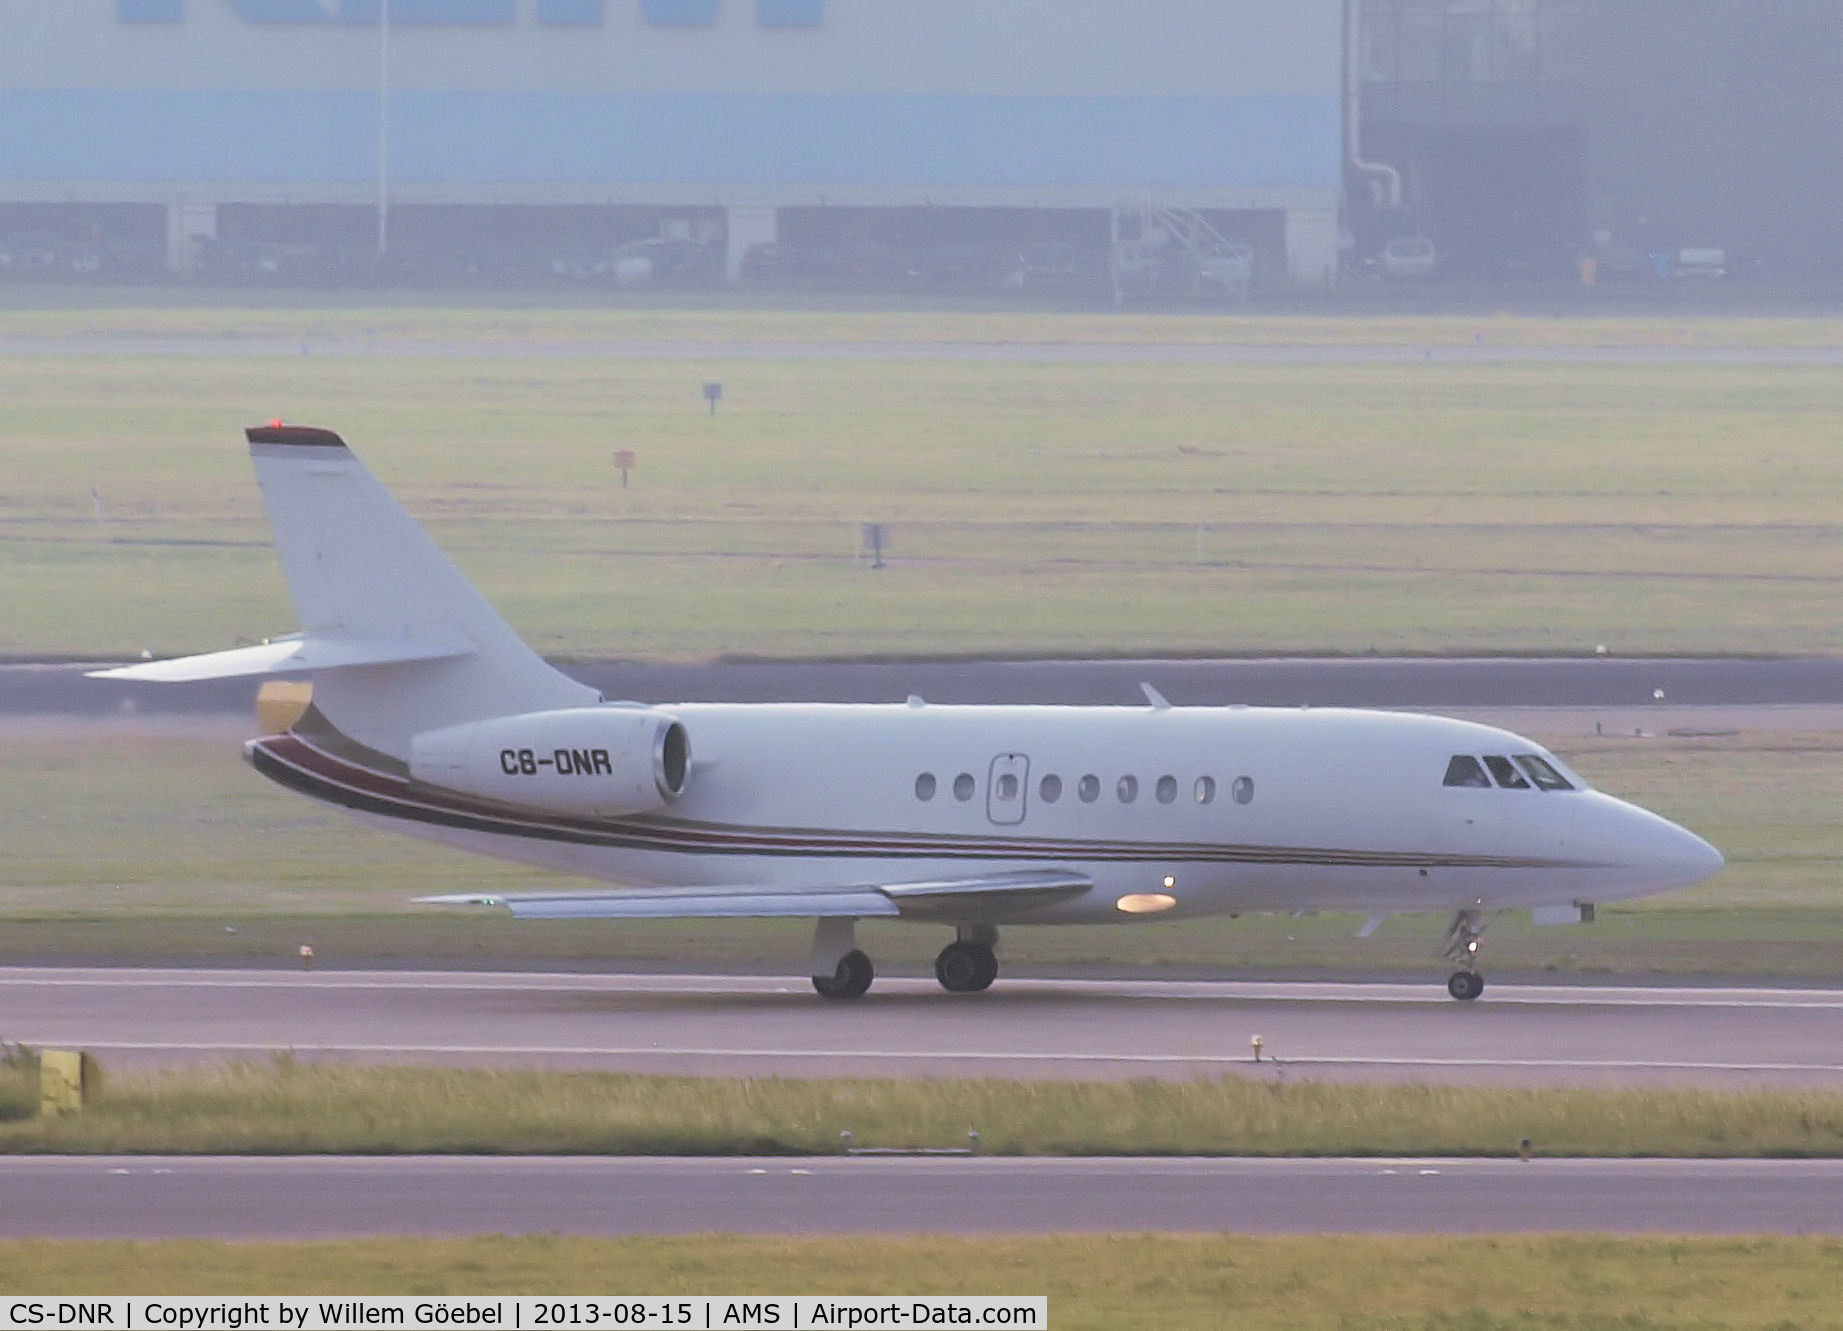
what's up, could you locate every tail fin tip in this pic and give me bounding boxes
[246,424,348,450]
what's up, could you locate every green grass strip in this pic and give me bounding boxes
[6,1059,1843,1158]
[3,1234,1843,1329]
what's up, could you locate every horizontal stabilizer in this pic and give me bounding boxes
[87,630,476,683]
[417,869,1092,921]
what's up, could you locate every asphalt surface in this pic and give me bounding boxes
[3,1156,1840,1238]
[18,655,1843,718]
[3,336,1843,366]
[9,970,1843,1087]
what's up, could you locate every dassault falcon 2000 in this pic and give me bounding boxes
[95,425,1724,1001]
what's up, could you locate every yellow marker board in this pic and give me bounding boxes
[39,1049,88,1117]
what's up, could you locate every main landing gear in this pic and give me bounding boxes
[1442,905,1487,1002]
[810,916,874,999]
[935,924,1000,994]
[813,948,874,999]
[808,919,1002,999]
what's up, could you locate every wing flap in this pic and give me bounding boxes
[418,887,901,920]
[882,868,1092,906]
[416,869,1092,921]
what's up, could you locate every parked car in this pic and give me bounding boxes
[739,241,806,283]
[1002,240,1096,295]
[1195,240,1255,297]
[1673,247,1728,280]
[0,231,63,276]
[1379,235,1438,280]
[549,249,614,281]
[906,241,1002,291]
[598,237,721,287]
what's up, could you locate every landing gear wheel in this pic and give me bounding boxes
[934,941,999,994]
[813,949,874,999]
[1447,971,1485,1001]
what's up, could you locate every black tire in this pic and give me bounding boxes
[1447,971,1484,1001]
[813,949,873,1000]
[935,941,999,994]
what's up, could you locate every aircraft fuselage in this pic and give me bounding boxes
[252,700,1719,926]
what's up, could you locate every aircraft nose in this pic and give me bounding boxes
[1651,819,1725,888]
[1575,794,1723,892]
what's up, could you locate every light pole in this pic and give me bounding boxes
[376,0,391,260]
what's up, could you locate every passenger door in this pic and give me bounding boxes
[986,753,1029,825]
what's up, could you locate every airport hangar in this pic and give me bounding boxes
[0,0,1837,288]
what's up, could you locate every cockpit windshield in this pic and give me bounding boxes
[1442,755,1491,788]
[1445,752,1580,792]
[1482,755,1530,789]
[1514,754,1574,791]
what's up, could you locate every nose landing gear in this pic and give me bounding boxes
[1442,906,1487,1001]
[1446,969,1485,1001]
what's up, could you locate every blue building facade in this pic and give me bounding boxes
[0,1,1348,284]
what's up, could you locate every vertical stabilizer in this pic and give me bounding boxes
[245,425,597,756]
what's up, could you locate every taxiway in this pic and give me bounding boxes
[2,1156,1840,1239]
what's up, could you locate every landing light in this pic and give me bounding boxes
[1116,893,1177,915]
[1162,875,1176,889]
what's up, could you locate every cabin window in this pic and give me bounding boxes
[953,772,976,801]
[1443,755,1491,788]
[1117,775,1139,803]
[1040,774,1063,803]
[1155,775,1178,804]
[1195,776,1216,804]
[996,773,1019,801]
[1232,775,1255,805]
[1515,754,1575,791]
[1078,774,1100,803]
[1483,755,1531,790]
[915,772,936,801]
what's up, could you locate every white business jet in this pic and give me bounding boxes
[94,426,1723,1001]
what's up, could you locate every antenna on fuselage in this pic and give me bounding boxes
[1139,682,1172,710]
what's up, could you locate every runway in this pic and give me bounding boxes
[7,969,1842,1086]
[3,1155,1841,1238]
[3,336,1841,366]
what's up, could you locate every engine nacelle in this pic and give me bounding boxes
[409,707,689,817]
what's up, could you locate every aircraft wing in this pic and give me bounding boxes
[418,869,1091,920]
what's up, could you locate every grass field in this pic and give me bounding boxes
[4,725,1840,979]
[3,308,1843,658]
[7,1055,1843,1157]
[6,290,1843,346]
[5,303,1843,977]
[3,1234,1843,1329]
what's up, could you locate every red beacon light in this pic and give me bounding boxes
[268,418,284,428]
